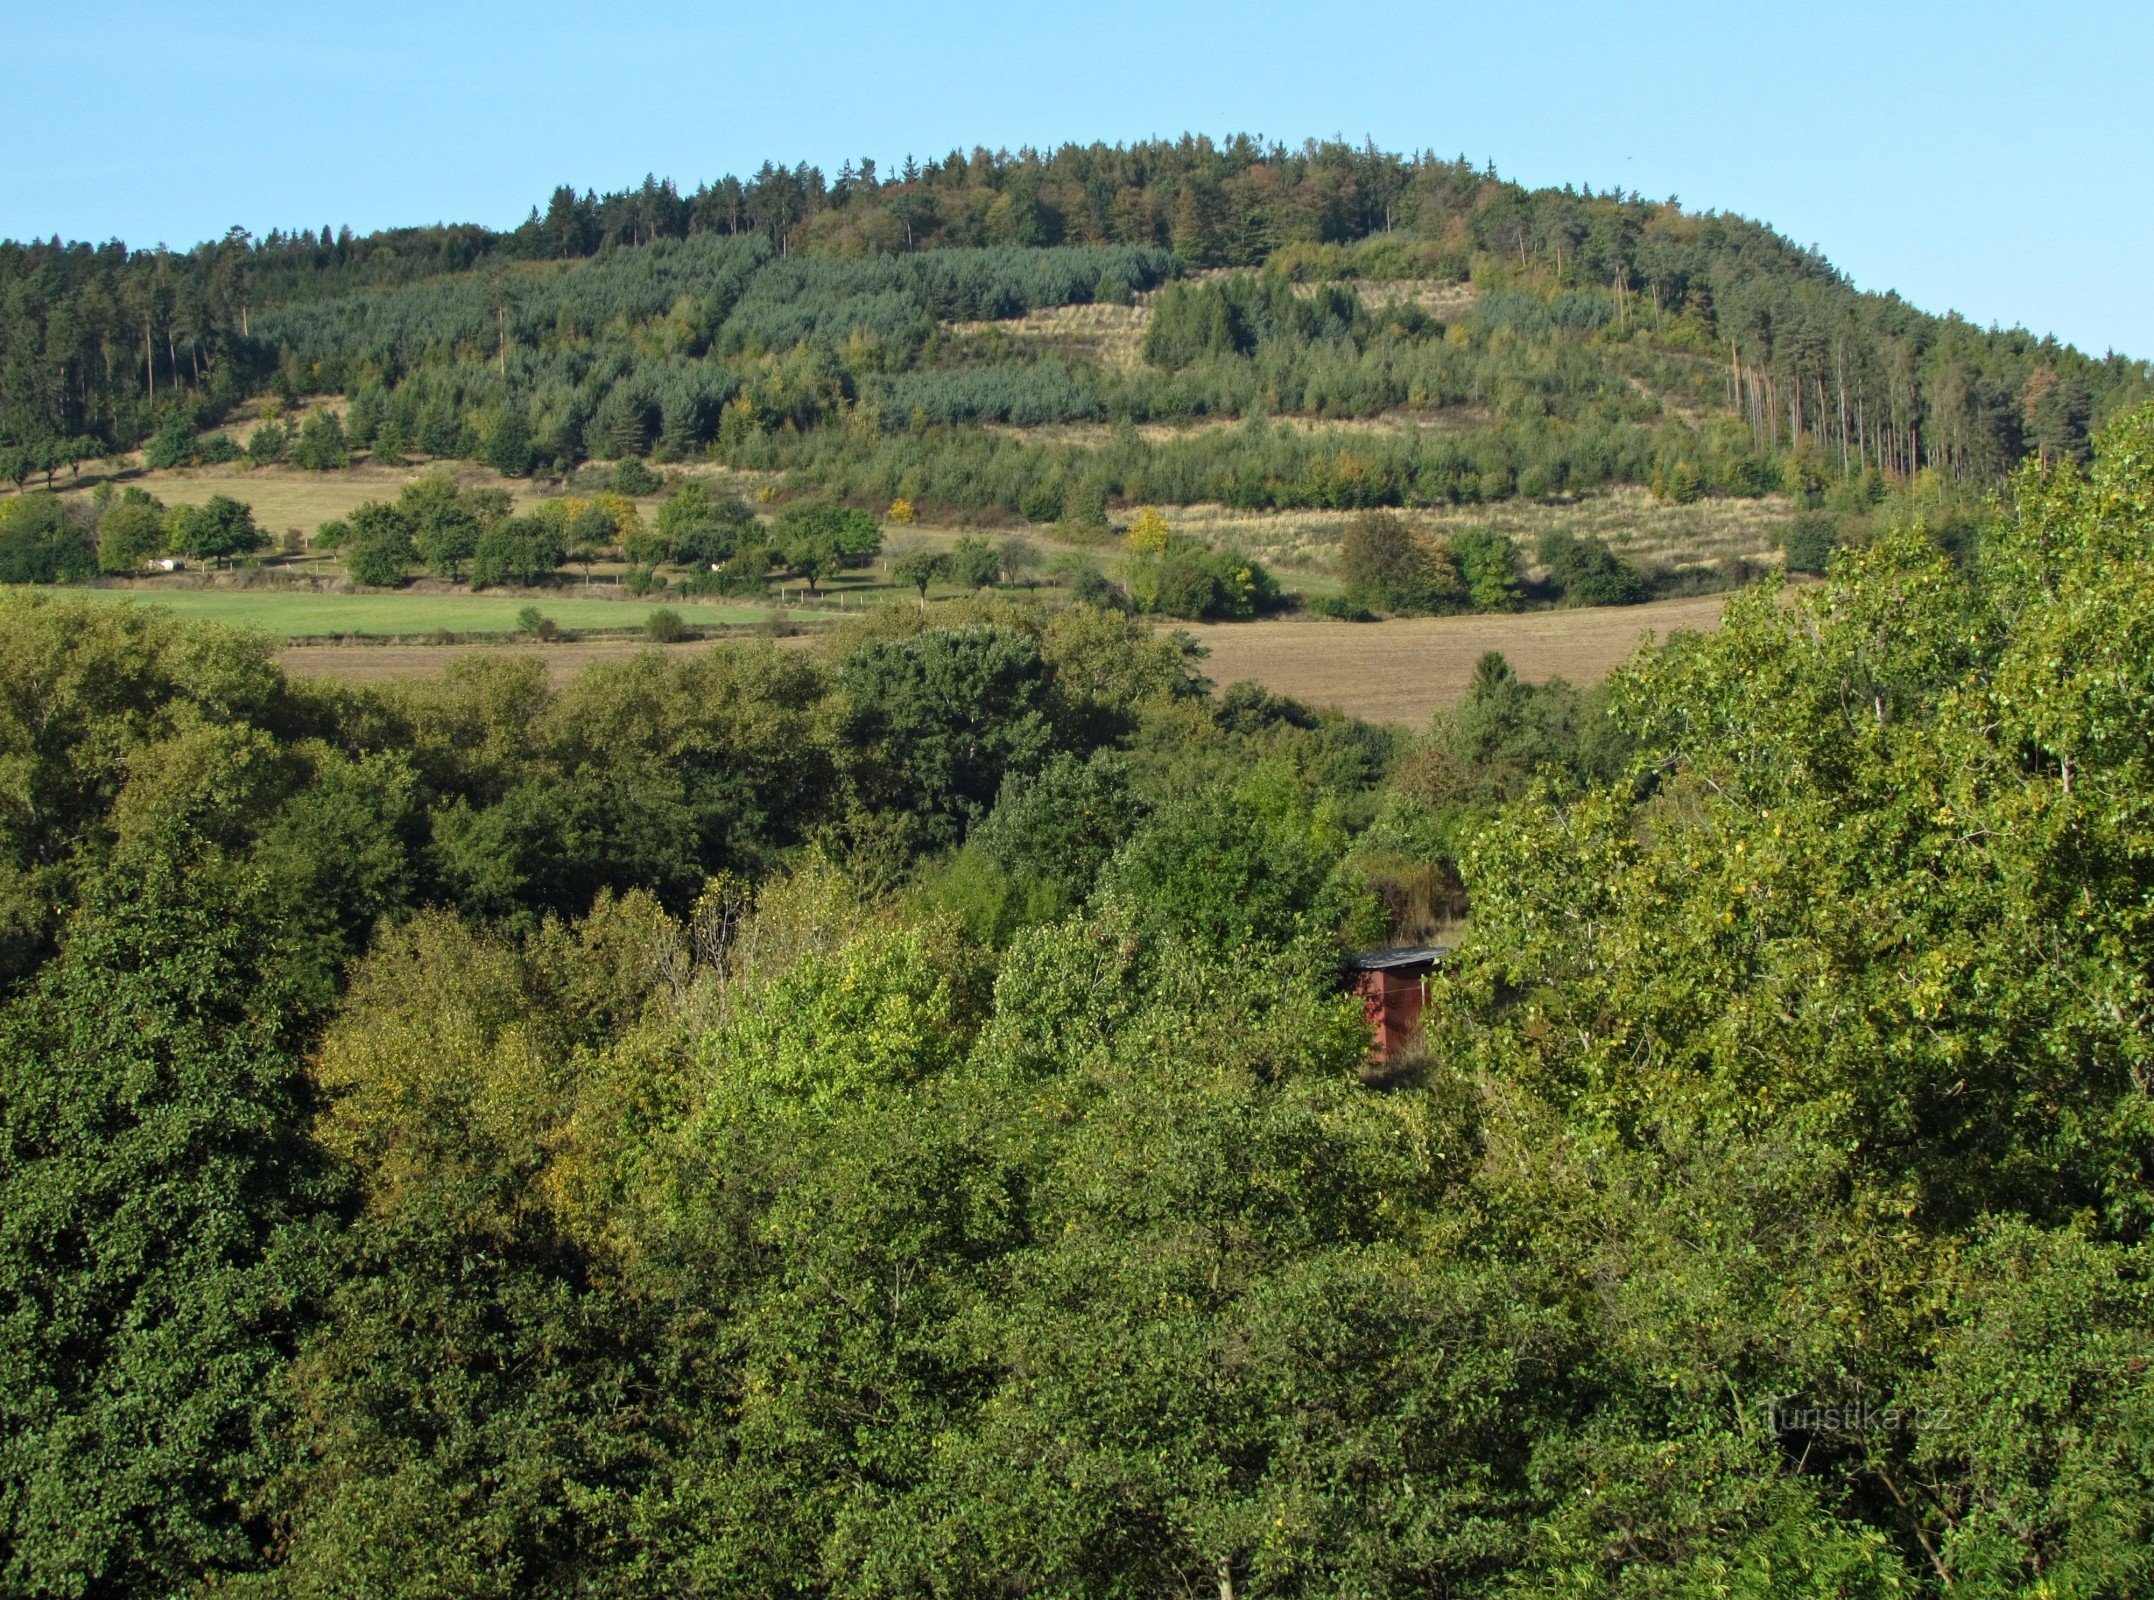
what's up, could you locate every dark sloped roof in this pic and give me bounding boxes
[1344,944,1448,972]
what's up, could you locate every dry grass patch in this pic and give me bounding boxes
[47,459,780,547]
[1163,487,1798,578]
[1300,278,1479,320]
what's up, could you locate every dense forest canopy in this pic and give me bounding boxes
[5,132,2154,1596]
[3,136,2145,519]
[3,399,2153,1595]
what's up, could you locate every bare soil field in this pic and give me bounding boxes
[1177,592,1732,724]
[276,592,1730,718]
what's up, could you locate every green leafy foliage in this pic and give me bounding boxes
[163,493,265,567]
[288,409,350,470]
[4,398,2154,1596]
[470,515,566,588]
[1536,526,1646,605]
[770,499,879,593]
[1339,508,1465,614]
[93,488,166,574]
[0,493,95,582]
[840,624,1055,845]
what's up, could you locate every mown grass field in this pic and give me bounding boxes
[1178,591,1733,724]
[267,592,1736,719]
[26,586,776,638]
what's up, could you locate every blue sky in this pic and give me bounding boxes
[5,1,2149,354]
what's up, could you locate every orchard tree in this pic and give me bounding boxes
[164,494,264,568]
[893,546,945,600]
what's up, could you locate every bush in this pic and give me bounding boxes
[1451,528,1522,610]
[289,411,351,471]
[141,418,196,471]
[1782,513,1840,575]
[1536,529,1646,606]
[612,458,663,496]
[1129,540,1282,620]
[471,517,566,588]
[195,433,242,466]
[245,420,289,466]
[1305,593,1378,621]
[946,536,1002,589]
[644,607,691,643]
[1066,567,1125,609]
[515,605,559,640]
[0,494,97,583]
[1340,510,1464,614]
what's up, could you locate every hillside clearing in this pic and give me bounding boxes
[1169,487,1800,574]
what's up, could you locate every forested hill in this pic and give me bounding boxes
[2,135,2148,515]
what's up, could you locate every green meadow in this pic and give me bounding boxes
[29,585,777,637]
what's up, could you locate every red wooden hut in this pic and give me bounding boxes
[1344,945,1446,1062]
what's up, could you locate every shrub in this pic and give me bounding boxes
[612,457,663,496]
[1136,542,1282,620]
[1783,513,1840,576]
[1451,528,1523,610]
[141,417,196,470]
[1305,593,1378,621]
[1340,510,1465,614]
[289,411,351,471]
[0,494,97,583]
[245,420,289,466]
[471,517,566,588]
[1066,567,1125,609]
[946,536,1002,589]
[1536,529,1645,606]
[644,608,691,643]
[515,605,560,640]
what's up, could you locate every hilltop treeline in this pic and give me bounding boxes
[2,135,2148,516]
[7,408,2154,1597]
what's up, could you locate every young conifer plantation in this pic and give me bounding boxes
[1,136,2152,1598]
[4,138,2150,612]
